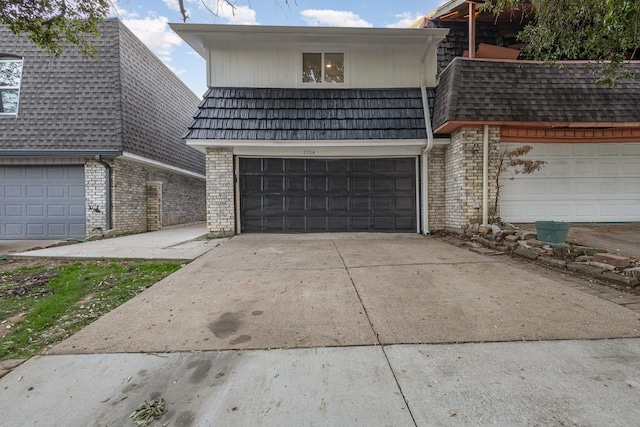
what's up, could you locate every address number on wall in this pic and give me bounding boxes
[303,150,316,155]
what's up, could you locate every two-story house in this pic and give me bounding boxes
[171,24,448,234]
[1,18,206,240]
[172,3,640,236]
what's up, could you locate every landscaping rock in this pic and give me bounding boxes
[575,255,594,263]
[514,247,542,260]
[567,263,606,276]
[602,272,639,288]
[587,261,617,271]
[538,257,567,270]
[594,253,633,269]
[518,230,537,240]
[505,234,520,243]
[528,240,546,248]
[463,241,483,249]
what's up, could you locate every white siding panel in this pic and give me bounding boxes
[501,143,640,222]
[209,44,422,88]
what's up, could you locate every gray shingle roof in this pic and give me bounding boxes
[184,88,434,140]
[433,58,640,132]
[0,19,204,175]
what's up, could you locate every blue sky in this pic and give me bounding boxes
[110,0,446,96]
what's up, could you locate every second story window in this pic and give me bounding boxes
[302,52,344,84]
[0,56,23,115]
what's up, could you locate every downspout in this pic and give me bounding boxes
[482,125,489,224]
[420,35,434,235]
[95,155,112,231]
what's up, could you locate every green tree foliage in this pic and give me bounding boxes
[0,0,111,56]
[483,0,640,86]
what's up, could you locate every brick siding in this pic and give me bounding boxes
[444,127,500,229]
[427,147,446,231]
[108,157,205,234]
[205,147,235,235]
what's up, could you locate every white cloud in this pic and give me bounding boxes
[198,1,258,25]
[386,12,426,28]
[109,4,138,19]
[122,16,182,57]
[168,65,187,76]
[300,9,372,27]
[162,0,181,12]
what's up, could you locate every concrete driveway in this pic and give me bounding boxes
[3,233,640,426]
[50,233,640,354]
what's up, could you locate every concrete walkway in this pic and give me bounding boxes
[2,233,640,425]
[8,223,219,260]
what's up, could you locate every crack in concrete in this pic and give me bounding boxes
[332,239,419,427]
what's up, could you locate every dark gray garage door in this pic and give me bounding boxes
[0,166,86,239]
[240,158,417,232]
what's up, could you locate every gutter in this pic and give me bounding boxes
[94,155,113,231]
[0,149,122,157]
[420,35,435,235]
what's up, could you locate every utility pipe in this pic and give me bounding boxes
[95,155,112,231]
[468,1,476,58]
[482,125,489,224]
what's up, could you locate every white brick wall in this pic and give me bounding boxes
[85,157,205,236]
[444,127,501,229]
[206,147,235,235]
[84,159,108,236]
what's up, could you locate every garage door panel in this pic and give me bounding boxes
[25,168,44,178]
[623,144,640,155]
[352,177,371,191]
[47,205,65,217]
[26,205,44,216]
[240,158,416,232]
[286,216,306,231]
[286,176,306,191]
[330,196,349,211]
[5,186,22,197]
[47,168,65,179]
[5,224,24,237]
[47,224,67,237]
[5,205,23,216]
[329,217,349,231]
[48,186,67,198]
[0,166,86,239]
[501,143,640,222]
[624,203,640,217]
[69,204,85,217]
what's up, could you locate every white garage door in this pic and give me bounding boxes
[500,143,640,222]
[0,166,86,239]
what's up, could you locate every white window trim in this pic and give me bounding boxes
[298,49,348,88]
[0,57,23,116]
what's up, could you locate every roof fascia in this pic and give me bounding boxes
[435,120,640,134]
[170,24,449,58]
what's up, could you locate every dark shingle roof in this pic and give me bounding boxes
[184,88,433,140]
[433,58,640,132]
[0,19,204,175]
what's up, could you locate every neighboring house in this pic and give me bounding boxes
[422,0,640,226]
[171,24,448,234]
[0,18,206,240]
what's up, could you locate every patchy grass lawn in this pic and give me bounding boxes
[0,258,183,361]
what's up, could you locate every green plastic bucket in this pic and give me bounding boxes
[535,221,570,246]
